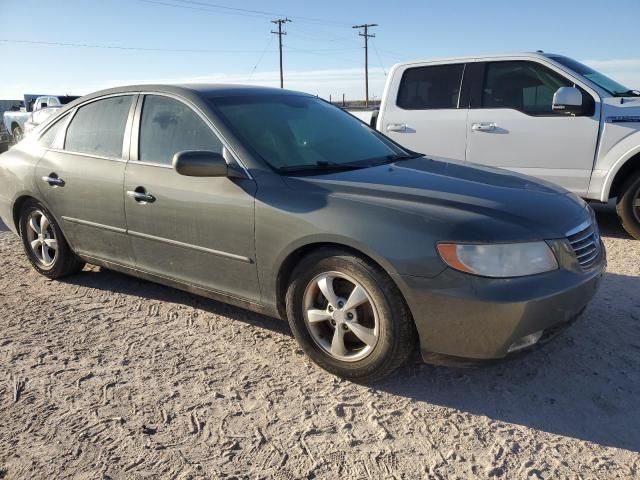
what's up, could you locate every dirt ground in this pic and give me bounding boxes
[0,204,639,479]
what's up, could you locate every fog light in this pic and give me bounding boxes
[507,331,543,353]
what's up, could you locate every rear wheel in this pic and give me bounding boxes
[616,172,640,240]
[19,200,85,278]
[12,125,23,144]
[285,248,416,382]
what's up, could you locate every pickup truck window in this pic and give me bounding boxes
[139,95,224,166]
[65,95,133,158]
[481,61,573,116]
[396,64,464,110]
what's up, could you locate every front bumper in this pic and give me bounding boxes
[396,241,606,361]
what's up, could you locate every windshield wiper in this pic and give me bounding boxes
[278,161,364,175]
[379,153,424,164]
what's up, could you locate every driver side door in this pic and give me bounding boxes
[124,94,260,302]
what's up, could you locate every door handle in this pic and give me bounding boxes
[471,122,497,132]
[41,173,65,186]
[386,123,407,132]
[127,188,155,203]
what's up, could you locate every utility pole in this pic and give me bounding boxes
[271,18,291,88]
[352,23,377,107]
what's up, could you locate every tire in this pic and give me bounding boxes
[12,125,23,144]
[616,172,640,240]
[285,248,417,382]
[19,200,85,278]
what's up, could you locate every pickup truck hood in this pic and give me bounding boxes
[284,157,591,242]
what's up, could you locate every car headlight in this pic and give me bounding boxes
[437,241,558,278]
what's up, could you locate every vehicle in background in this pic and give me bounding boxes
[0,84,605,381]
[350,52,640,239]
[23,107,61,137]
[3,95,78,143]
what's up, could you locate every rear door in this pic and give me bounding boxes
[34,94,136,265]
[123,93,259,301]
[465,60,600,195]
[379,62,468,160]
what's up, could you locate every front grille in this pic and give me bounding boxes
[567,222,600,270]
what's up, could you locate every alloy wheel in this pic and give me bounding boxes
[633,184,640,224]
[303,271,379,362]
[25,209,58,267]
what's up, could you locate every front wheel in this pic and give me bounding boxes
[616,172,640,240]
[285,248,417,382]
[19,200,85,278]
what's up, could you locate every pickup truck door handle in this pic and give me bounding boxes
[126,188,156,203]
[41,173,65,186]
[471,122,497,132]
[386,123,407,132]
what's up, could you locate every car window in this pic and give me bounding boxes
[39,113,69,148]
[481,61,572,115]
[65,95,133,158]
[396,64,464,110]
[139,95,223,166]
[48,97,61,107]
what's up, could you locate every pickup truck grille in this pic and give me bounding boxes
[567,222,601,270]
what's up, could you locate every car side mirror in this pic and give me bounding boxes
[552,87,583,115]
[172,150,228,177]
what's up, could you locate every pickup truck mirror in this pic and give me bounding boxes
[552,87,583,115]
[172,150,228,177]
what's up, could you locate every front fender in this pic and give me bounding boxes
[591,124,640,201]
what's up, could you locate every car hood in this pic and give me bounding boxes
[283,157,591,242]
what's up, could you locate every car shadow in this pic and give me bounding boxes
[61,267,292,337]
[378,271,640,452]
[64,265,640,452]
[0,219,8,232]
[592,200,633,239]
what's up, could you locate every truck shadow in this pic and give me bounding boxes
[380,270,640,452]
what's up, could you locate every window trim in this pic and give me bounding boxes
[474,60,596,118]
[131,91,251,178]
[54,92,138,160]
[395,63,466,111]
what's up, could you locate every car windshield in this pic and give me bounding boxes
[208,94,408,174]
[549,55,639,97]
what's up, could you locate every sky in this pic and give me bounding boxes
[1,0,639,100]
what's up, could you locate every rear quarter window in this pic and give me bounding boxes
[396,64,465,110]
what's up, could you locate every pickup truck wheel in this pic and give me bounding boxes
[616,172,640,240]
[12,125,23,143]
[285,248,417,382]
[19,200,85,278]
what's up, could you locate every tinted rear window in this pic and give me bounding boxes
[396,64,464,110]
[65,96,132,158]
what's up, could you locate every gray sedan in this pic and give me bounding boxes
[0,85,605,381]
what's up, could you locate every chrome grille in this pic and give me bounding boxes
[567,222,600,270]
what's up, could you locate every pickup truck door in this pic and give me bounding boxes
[379,62,468,161]
[123,93,260,302]
[465,60,600,196]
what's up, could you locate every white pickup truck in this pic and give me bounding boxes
[351,52,640,239]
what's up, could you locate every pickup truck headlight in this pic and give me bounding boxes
[437,242,558,278]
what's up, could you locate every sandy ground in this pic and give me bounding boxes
[0,204,639,479]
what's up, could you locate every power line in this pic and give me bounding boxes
[271,18,292,88]
[370,38,387,76]
[137,0,351,27]
[247,35,275,81]
[0,38,265,53]
[352,23,377,107]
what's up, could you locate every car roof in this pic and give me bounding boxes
[80,83,310,100]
